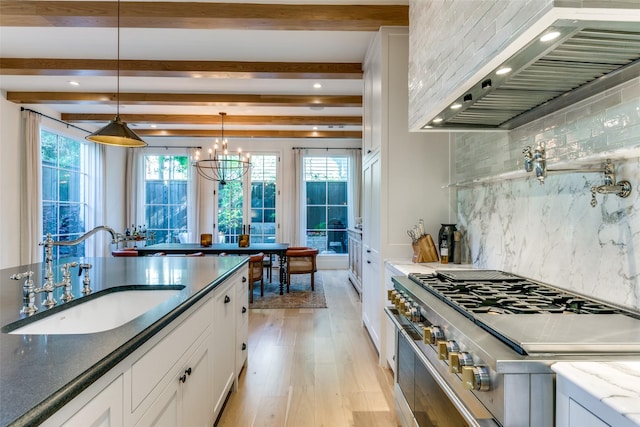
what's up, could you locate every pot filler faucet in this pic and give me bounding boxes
[523,143,632,207]
[10,226,119,315]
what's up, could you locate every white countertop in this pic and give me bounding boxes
[385,258,476,277]
[554,362,640,426]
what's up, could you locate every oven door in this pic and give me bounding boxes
[386,307,499,427]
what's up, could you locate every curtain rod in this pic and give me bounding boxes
[147,145,202,150]
[292,147,361,150]
[21,107,92,134]
[21,108,201,150]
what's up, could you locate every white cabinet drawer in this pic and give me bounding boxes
[130,297,212,412]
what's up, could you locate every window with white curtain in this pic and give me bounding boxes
[250,154,277,243]
[143,155,190,244]
[303,156,349,254]
[41,129,90,260]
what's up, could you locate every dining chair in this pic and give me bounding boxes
[285,247,318,292]
[248,252,265,303]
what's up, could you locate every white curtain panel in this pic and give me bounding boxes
[348,148,362,228]
[291,148,304,246]
[86,143,107,256]
[20,110,43,264]
[188,147,201,242]
[125,148,142,227]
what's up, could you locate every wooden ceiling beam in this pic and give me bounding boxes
[7,92,362,107]
[62,113,362,126]
[0,58,363,79]
[134,129,362,138]
[0,1,408,30]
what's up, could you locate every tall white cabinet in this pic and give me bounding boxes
[361,27,451,365]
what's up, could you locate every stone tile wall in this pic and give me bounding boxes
[454,77,640,310]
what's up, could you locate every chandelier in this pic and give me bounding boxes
[192,112,251,185]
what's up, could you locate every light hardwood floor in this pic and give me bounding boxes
[217,270,399,427]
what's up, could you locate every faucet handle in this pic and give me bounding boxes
[11,271,38,315]
[59,262,78,302]
[78,263,93,275]
[10,270,34,283]
[79,263,93,295]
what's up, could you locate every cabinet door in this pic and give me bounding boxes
[363,40,382,160]
[182,334,213,427]
[212,280,236,417]
[361,248,380,350]
[135,381,179,427]
[236,273,249,375]
[61,375,124,427]
[362,156,381,251]
[568,400,609,427]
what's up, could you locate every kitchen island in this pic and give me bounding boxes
[0,255,248,426]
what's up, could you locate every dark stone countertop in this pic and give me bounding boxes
[0,255,248,427]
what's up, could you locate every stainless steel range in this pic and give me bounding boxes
[385,270,640,427]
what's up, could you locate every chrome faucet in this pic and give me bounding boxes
[10,271,38,316]
[79,263,93,295]
[38,226,118,307]
[522,143,547,183]
[590,160,632,207]
[57,262,78,302]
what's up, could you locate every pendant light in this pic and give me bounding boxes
[86,0,146,147]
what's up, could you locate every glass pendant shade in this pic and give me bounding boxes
[86,115,147,147]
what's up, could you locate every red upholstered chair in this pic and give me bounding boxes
[285,247,318,292]
[248,252,265,303]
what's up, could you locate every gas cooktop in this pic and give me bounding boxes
[407,270,640,354]
[410,270,631,316]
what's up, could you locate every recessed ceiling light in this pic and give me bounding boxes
[496,67,512,75]
[151,124,157,128]
[313,126,318,130]
[313,82,322,89]
[432,117,443,124]
[540,31,561,42]
[450,103,462,110]
[68,81,80,86]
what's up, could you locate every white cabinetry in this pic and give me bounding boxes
[361,247,380,348]
[347,229,363,295]
[360,27,451,365]
[135,331,212,427]
[212,279,236,417]
[555,362,640,427]
[236,274,249,376]
[59,376,124,427]
[362,43,381,161]
[43,267,247,427]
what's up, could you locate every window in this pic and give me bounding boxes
[41,129,88,260]
[143,155,189,244]
[303,156,349,254]
[217,179,243,244]
[250,155,277,243]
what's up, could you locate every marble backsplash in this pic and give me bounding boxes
[454,77,640,311]
[456,155,640,311]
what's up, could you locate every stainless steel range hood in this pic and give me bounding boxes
[422,19,640,131]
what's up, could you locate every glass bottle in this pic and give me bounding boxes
[440,239,449,264]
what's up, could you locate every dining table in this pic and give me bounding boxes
[136,243,290,294]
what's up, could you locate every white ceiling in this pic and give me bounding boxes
[0,1,409,141]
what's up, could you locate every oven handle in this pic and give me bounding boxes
[384,307,499,427]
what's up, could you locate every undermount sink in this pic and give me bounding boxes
[5,286,184,335]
